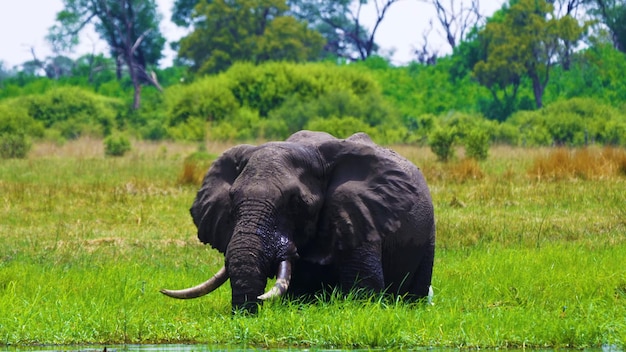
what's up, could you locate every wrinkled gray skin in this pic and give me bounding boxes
[162,130,435,312]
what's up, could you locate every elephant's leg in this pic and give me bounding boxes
[406,242,434,300]
[382,240,434,300]
[289,261,338,298]
[337,241,384,293]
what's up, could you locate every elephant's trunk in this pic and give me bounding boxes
[226,200,279,312]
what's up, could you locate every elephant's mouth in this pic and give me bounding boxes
[160,260,292,300]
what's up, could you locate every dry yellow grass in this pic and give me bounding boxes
[529,146,626,181]
[29,137,235,160]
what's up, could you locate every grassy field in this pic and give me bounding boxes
[1,138,625,349]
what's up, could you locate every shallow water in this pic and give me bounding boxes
[0,346,362,352]
[1,345,623,352]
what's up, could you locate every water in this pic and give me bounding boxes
[0,345,622,352]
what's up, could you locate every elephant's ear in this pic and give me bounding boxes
[318,135,421,249]
[190,144,258,253]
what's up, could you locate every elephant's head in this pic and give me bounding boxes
[161,131,433,312]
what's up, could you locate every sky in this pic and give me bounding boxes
[0,0,504,69]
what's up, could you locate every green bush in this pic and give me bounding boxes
[464,128,490,161]
[269,90,397,134]
[226,62,381,117]
[167,117,207,142]
[208,108,261,142]
[104,134,131,157]
[507,98,626,146]
[164,61,400,142]
[19,87,122,139]
[0,102,44,137]
[305,116,376,139]
[164,75,239,126]
[0,133,31,159]
[429,127,457,162]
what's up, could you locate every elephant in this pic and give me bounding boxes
[161,130,435,312]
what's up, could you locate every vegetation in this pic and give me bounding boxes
[177,0,325,74]
[48,0,166,109]
[0,133,31,159]
[0,1,624,152]
[0,139,624,349]
[2,1,625,348]
[104,133,132,157]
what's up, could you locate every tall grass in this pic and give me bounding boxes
[1,139,624,348]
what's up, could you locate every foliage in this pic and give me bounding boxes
[13,87,123,140]
[428,126,456,162]
[165,76,239,125]
[164,61,407,142]
[473,0,586,116]
[177,0,325,74]
[464,128,490,160]
[305,116,375,139]
[0,133,31,159]
[547,43,626,106]
[103,133,132,157]
[0,103,45,138]
[287,0,396,60]
[357,57,490,118]
[506,97,626,146]
[585,0,626,53]
[49,0,166,109]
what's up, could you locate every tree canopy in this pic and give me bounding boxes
[177,0,325,74]
[473,0,586,119]
[2,0,626,153]
[48,0,166,109]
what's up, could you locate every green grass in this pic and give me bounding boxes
[1,140,625,349]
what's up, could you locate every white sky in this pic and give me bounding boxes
[0,0,504,69]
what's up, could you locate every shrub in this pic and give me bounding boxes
[167,117,207,142]
[104,134,131,157]
[178,149,217,185]
[0,133,31,159]
[429,127,456,162]
[507,98,626,146]
[464,128,490,160]
[19,87,122,139]
[305,116,376,139]
[163,61,401,141]
[208,108,261,142]
[0,102,44,138]
[164,75,239,126]
[226,62,381,117]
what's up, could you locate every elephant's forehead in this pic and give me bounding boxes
[250,142,315,164]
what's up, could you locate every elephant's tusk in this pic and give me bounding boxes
[258,260,291,300]
[160,266,228,299]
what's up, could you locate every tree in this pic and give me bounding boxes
[584,0,626,53]
[177,0,325,74]
[473,0,585,116]
[0,61,16,87]
[48,0,166,109]
[413,0,484,65]
[424,0,483,50]
[288,0,399,60]
[171,0,199,27]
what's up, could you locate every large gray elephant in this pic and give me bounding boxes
[161,130,435,312]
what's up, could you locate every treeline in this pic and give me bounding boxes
[2,52,625,150]
[2,0,626,160]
